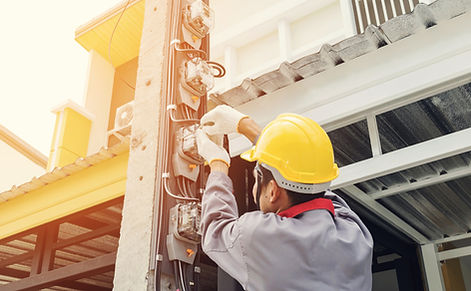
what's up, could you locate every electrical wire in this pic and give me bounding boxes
[183,178,191,198]
[177,177,187,197]
[178,261,188,291]
[154,0,181,287]
[185,179,196,198]
[207,61,226,78]
[108,0,136,91]
[174,261,182,290]
[184,105,193,120]
[163,174,199,201]
[154,0,210,289]
[168,106,200,123]
[174,41,208,60]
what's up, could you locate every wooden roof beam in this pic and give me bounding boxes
[0,252,116,291]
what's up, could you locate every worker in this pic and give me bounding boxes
[196,105,373,291]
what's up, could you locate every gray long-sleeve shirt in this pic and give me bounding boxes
[201,171,373,291]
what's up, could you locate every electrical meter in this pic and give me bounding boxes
[182,0,214,48]
[171,202,202,243]
[167,202,201,264]
[177,57,214,111]
[183,57,214,96]
[181,125,204,163]
[173,124,204,181]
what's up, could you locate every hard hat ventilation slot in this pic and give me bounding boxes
[281,181,309,191]
[261,163,331,194]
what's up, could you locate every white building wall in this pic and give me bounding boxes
[212,0,285,35]
[210,0,349,92]
[0,140,45,192]
[236,30,279,79]
[290,2,344,58]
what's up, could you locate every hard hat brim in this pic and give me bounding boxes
[240,146,257,162]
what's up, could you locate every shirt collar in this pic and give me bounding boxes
[277,198,335,218]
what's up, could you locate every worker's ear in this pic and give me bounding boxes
[267,180,281,203]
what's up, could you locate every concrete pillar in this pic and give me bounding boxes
[47,100,94,170]
[113,0,171,290]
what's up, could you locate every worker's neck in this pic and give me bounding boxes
[274,193,293,214]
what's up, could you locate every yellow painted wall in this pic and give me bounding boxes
[48,106,92,170]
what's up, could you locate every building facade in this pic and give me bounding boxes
[0,0,470,290]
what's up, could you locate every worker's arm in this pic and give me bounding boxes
[200,171,248,288]
[196,129,248,287]
[208,160,228,175]
[238,116,262,144]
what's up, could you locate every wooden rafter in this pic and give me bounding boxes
[0,190,123,290]
[0,252,116,291]
[54,224,121,250]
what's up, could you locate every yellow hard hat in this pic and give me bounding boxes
[240,113,339,185]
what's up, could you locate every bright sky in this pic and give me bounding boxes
[0,1,122,156]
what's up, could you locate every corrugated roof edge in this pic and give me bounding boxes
[0,138,130,203]
[211,0,471,107]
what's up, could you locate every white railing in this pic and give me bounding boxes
[352,0,420,33]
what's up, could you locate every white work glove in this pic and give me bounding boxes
[200,105,248,136]
[196,129,230,167]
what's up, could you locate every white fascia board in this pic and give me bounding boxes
[437,245,471,261]
[229,11,471,157]
[332,127,471,189]
[370,166,471,200]
[210,0,336,57]
[433,232,471,245]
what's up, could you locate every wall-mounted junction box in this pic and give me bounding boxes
[167,202,201,264]
[173,125,204,181]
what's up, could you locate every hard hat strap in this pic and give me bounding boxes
[255,163,263,210]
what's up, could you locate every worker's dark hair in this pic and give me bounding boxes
[259,165,324,206]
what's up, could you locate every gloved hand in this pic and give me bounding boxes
[196,129,230,167]
[200,105,248,136]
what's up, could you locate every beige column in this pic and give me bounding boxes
[82,50,115,155]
